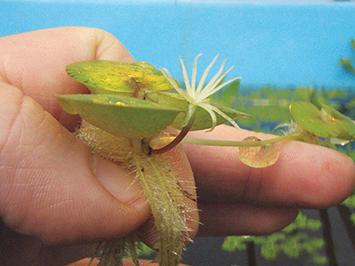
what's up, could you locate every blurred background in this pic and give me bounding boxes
[1,0,355,265]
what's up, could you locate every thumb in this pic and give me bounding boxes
[0,84,150,245]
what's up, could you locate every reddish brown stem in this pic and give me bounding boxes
[150,114,195,155]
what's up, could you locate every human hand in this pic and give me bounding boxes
[0,27,354,266]
[185,126,355,236]
[0,27,190,266]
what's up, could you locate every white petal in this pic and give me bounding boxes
[195,54,219,96]
[161,68,180,90]
[161,68,187,97]
[208,65,234,93]
[182,104,197,127]
[198,58,227,100]
[179,56,192,97]
[201,76,241,100]
[191,53,202,99]
[199,102,218,131]
[208,104,240,129]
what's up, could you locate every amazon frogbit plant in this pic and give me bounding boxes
[57,54,355,266]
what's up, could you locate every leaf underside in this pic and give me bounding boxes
[57,94,183,139]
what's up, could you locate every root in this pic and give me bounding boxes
[76,124,191,266]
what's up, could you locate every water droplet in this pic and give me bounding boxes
[238,136,281,168]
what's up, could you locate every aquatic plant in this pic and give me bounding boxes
[57,55,355,266]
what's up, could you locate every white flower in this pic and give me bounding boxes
[161,54,241,131]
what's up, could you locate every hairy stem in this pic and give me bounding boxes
[76,124,190,266]
[133,152,188,265]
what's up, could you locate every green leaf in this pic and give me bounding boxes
[321,103,355,140]
[289,102,342,138]
[66,60,175,96]
[56,94,183,139]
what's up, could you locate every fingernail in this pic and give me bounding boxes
[93,155,145,204]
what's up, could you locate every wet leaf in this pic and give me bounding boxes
[56,94,183,139]
[238,136,281,168]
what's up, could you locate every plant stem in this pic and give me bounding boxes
[182,134,295,147]
[133,152,187,265]
[76,125,189,266]
[151,113,196,154]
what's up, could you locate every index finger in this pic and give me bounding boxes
[0,27,134,129]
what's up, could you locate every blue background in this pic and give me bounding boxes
[1,0,355,88]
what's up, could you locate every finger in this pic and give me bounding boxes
[184,125,355,208]
[0,84,150,245]
[197,202,299,236]
[0,27,134,129]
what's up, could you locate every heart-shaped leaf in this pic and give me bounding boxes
[56,94,183,139]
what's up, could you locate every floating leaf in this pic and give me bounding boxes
[66,59,250,134]
[289,102,342,139]
[66,60,175,96]
[238,136,281,168]
[56,94,183,139]
[320,103,355,141]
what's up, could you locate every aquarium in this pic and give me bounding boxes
[1,0,355,265]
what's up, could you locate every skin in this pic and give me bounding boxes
[0,27,354,266]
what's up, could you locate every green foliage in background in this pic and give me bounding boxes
[339,39,355,75]
[217,85,355,264]
[341,192,355,225]
[135,243,156,258]
[219,38,355,264]
[223,213,326,265]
